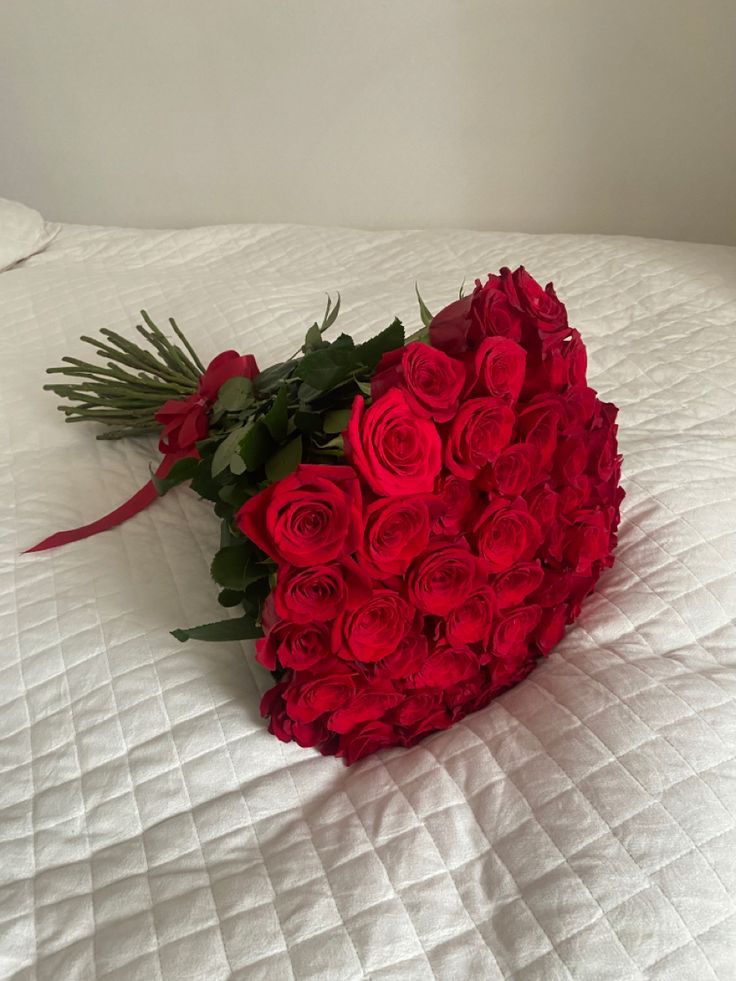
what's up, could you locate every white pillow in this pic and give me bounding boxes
[0,197,59,272]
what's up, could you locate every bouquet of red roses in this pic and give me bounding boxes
[34,267,623,764]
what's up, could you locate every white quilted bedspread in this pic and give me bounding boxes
[1,220,735,981]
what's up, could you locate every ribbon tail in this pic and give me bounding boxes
[25,453,188,553]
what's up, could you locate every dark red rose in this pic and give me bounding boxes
[525,483,559,529]
[362,496,435,575]
[334,590,416,662]
[544,329,587,389]
[274,557,370,623]
[484,442,539,497]
[345,390,442,496]
[518,397,564,469]
[445,397,515,478]
[257,619,332,671]
[444,675,487,717]
[372,342,467,422]
[285,668,358,724]
[415,643,479,687]
[565,508,612,574]
[505,267,569,337]
[326,687,403,734]
[493,561,544,609]
[491,655,537,692]
[493,605,542,659]
[445,586,496,646]
[475,501,542,573]
[553,436,588,487]
[432,474,478,536]
[338,720,397,764]
[237,464,362,567]
[156,350,259,454]
[391,691,445,727]
[428,295,474,356]
[536,604,568,655]
[473,336,526,404]
[408,546,479,615]
[375,632,429,680]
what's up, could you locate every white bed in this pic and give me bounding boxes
[2,201,735,980]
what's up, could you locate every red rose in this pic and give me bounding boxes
[432,474,478,537]
[285,668,358,724]
[475,501,542,573]
[428,295,474,356]
[334,590,416,662]
[156,350,259,454]
[391,691,445,727]
[338,720,398,764]
[445,586,496,646]
[484,442,539,497]
[493,561,544,609]
[237,464,362,567]
[363,497,435,575]
[565,508,612,574]
[518,397,563,469]
[525,483,559,529]
[327,687,403,734]
[375,632,429,680]
[504,267,569,338]
[415,643,479,687]
[408,546,479,615]
[257,619,332,671]
[445,397,515,478]
[544,329,587,389]
[473,337,526,404]
[372,342,467,422]
[493,605,542,659]
[444,675,487,717]
[345,390,442,496]
[274,557,370,623]
[536,604,568,655]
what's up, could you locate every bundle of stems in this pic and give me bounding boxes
[45,311,205,440]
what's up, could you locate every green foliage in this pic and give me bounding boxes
[171,615,263,643]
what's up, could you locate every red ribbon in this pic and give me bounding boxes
[25,349,260,555]
[24,452,192,553]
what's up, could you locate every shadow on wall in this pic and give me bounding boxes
[0,0,734,244]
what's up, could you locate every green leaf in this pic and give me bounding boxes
[355,318,405,370]
[296,345,358,391]
[355,379,372,396]
[151,456,200,496]
[254,360,293,396]
[218,483,258,509]
[265,435,302,482]
[229,454,246,475]
[215,376,253,413]
[294,408,323,433]
[211,426,248,477]
[240,420,272,471]
[458,278,467,299]
[211,544,252,589]
[218,588,245,608]
[321,292,341,331]
[171,615,263,643]
[262,386,289,441]
[415,285,434,328]
[322,408,352,434]
[303,322,327,353]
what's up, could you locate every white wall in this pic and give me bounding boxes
[2,0,735,244]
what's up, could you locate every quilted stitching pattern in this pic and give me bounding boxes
[1,224,735,980]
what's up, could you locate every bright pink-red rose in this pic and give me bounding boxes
[362,497,435,575]
[408,546,479,616]
[345,390,442,496]
[445,586,496,646]
[274,558,370,623]
[475,501,542,573]
[334,590,416,663]
[473,336,526,404]
[237,464,362,567]
[445,397,515,478]
[372,342,467,422]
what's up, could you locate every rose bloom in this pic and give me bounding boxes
[445,586,496,646]
[564,508,612,574]
[493,605,542,659]
[473,336,526,404]
[536,604,568,655]
[518,397,564,469]
[284,668,358,724]
[326,687,404,734]
[334,590,416,662]
[445,397,515,478]
[493,561,544,610]
[337,720,398,765]
[256,619,332,671]
[274,558,370,623]
[363,496,434,574]
[408,546,479,616]
[345,390,442,496]
[237,464,362,567]
[484,442,539,497]
[432,474,478,537]
[374,632,429,680]
[372,342,467,422]
[415,643,479,687]
[475,502,542,573]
